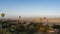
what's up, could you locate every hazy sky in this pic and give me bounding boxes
[0,0,60,18]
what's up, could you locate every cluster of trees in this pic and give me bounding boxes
[0,20,52,34]
[52,24,60,34]
[0,20,60,34]
[0,21,39,34]
[0,13,60,34]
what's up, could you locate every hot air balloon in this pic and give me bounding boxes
[1,13,5,17]
[19,16,21,18]
[40,18,43,23]
[44,17,46,20]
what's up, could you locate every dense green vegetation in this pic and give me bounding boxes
[0,21,40,34]
[0,20,60,34]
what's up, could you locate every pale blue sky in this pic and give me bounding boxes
[0,0,60,18]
